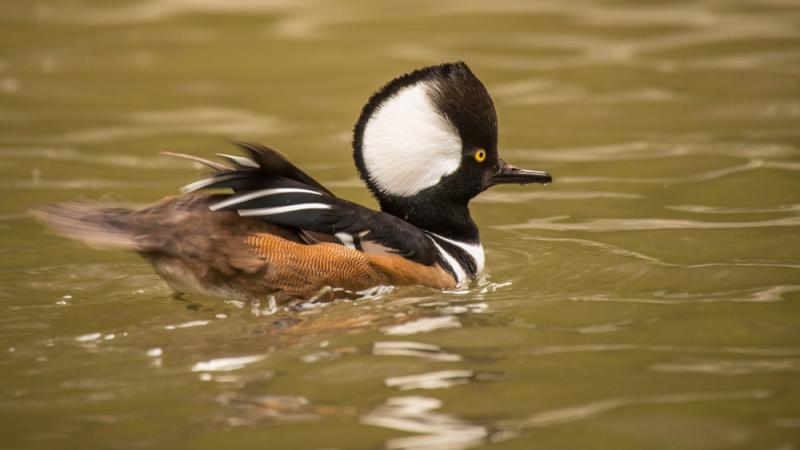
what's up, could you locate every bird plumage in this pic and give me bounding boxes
[34,62,551,301]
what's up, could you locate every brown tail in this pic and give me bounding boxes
[32,202,144,250]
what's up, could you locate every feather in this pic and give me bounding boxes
[160,152,231,171]
[215,153,259,169]
[174,143,441,266]
[234,141,334,195]
[31,202,141,249]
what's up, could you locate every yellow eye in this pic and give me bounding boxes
[474,149,487,163]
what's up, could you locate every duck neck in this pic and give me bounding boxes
[380,197,479,244]
[382,197,485,281]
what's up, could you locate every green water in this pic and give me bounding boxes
[2,1,800,449]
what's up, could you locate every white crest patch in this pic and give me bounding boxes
[361,81,462,197]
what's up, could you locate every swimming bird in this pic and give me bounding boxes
[35,62,551,300]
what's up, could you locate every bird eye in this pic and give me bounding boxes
[474,149,487,163]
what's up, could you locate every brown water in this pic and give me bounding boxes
[2,1,800,449]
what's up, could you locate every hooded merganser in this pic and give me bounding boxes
[35,62,551,300]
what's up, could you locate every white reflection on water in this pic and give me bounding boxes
[381,316,461,336]
[164,319,209,330]
[75,332,102,342]
[374,341,462,362]
[385,370,475,391]
[436,302,488,315]
[191,354,265,372]
[362,396,490,450]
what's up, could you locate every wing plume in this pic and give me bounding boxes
[173,144,440,265]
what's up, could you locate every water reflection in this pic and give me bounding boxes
[502,390,772,429]
[500,214,800,232]
[570,284,800,304]
[667,203,800,214]
[62,108,294,144]
[557,159,800,185]
[504,141,799,162]
[217,394,319,426]
[651,358,800,375]
[164,319,209,330]
[373,341,462,362]
[384,370,475,391]
[191,354,266,372]
[381,316,461,336]
[3,0,799,448]
[475,190,642,203]
[362,396,490,450]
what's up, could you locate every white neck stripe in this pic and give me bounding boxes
[427,232,485,275]
[428,237,467,285]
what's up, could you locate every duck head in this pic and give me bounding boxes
[353,62,551,240]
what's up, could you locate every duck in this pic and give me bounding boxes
[34,62,552,301]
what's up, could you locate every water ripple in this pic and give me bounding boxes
[374,341,462,362]
[559,160,800,185]
[502,390,772,429]
[667,204,800,214]
[524,344,800,357]
[651,358,800,375]
[475,190,642,203]
[518,235,800,270]
[492,76,683,105]
[385,370,476,391]
[216,393,318,426]
[569,285,800,304]
[362,396,490,450]
[62,108,295,144]
[382,316,461,336]
[498,214,800,232]
[0,147,192,169]
[191,355,266,372]
[506,141,798,163]
[36,0,301,25]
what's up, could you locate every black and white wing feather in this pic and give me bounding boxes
[169,142,439,266]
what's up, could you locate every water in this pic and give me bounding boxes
[2,1,799,449]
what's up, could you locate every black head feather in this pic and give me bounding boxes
[352,62,499,241]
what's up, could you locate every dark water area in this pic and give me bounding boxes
[1,1,799,449]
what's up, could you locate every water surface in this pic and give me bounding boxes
[1,1,799,449]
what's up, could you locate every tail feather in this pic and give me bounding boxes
[32,202,142,250]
